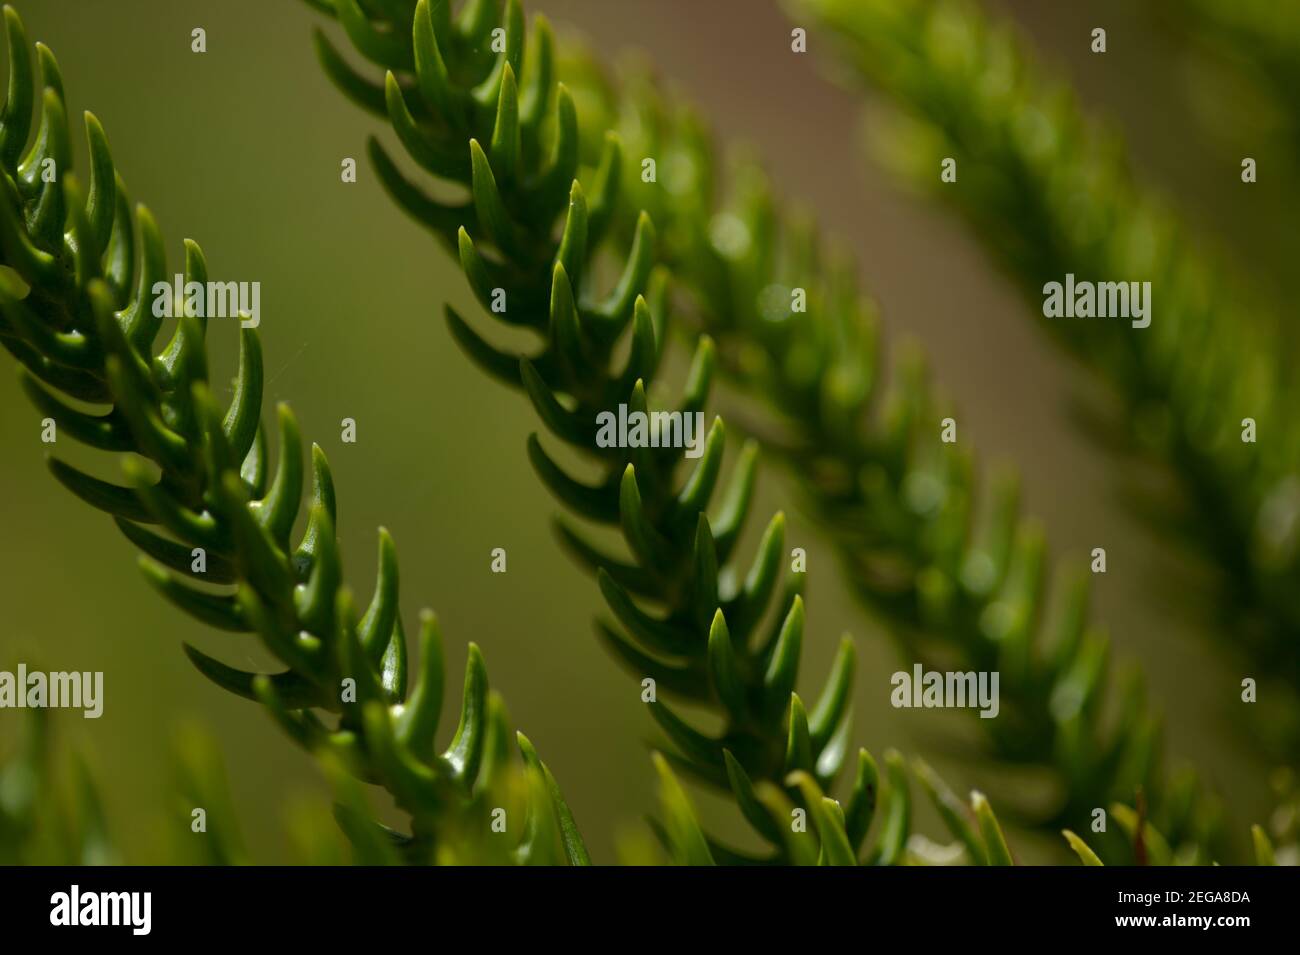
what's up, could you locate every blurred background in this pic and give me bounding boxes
[0,0,1284,863]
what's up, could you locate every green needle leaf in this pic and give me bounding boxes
[1062,830,1104,866]
[652,752,714,866]
[972,791,1014,866]
[443,643,489,782]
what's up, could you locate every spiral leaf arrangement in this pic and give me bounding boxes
[305,0,1022,865]
[794,0,1300,741]
[0,4,584,866]
[474,17,1230,863]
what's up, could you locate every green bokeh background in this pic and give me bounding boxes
[0,0,1282,863]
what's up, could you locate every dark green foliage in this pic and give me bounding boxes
[306,0,1019,864]
[496,18,1226,861]
[0,4,582,865]
[795,0,1300,754]
[11,0,1257,867]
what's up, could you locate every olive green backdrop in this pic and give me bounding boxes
[0,0,1278,863]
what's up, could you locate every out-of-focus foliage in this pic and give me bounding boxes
[1159,0,1300,178]
[0,709,118,865]
[172,723,249,865]
[1067,769,1300,866]
[792,0,1300,762]
[0,713,356,865]
[1256,767,1300,867]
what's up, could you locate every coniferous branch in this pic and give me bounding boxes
[302,0,1018,865]
[0,4,583,866]
[791,0,1300,742]
[501,25,1234,862]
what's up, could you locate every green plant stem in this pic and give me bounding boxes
[303,0,1021,865]
[504,15,1233,863]
[0,3,581,866]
